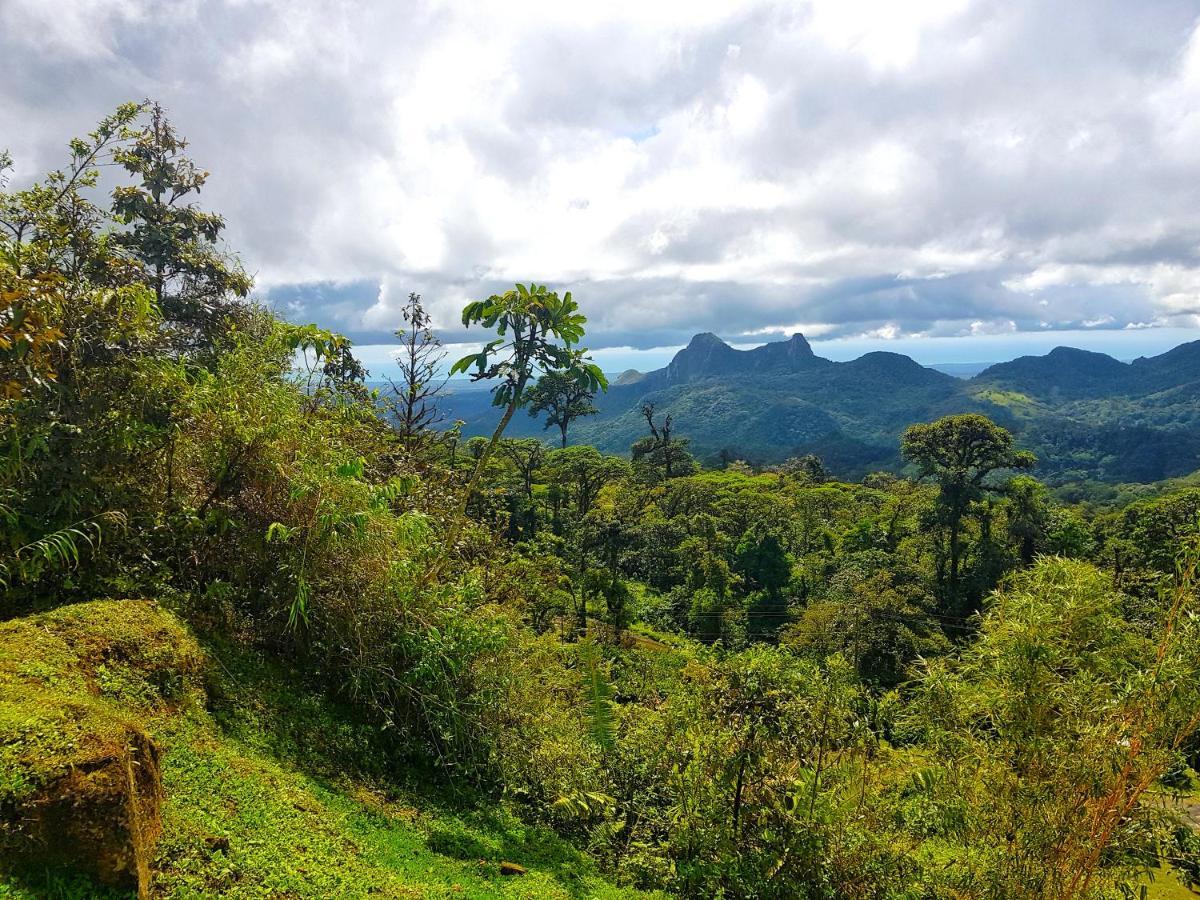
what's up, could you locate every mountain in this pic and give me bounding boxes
[973,347,1133,400]
[435,332,1200,484]
[563,335,976,474]
[640,332,824,387]
[1131,339,1200,389]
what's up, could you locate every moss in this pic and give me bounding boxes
[0,600,204,893]
[0,612,652,899]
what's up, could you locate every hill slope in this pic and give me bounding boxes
[436,332,1200,483]
[0,600,647,900]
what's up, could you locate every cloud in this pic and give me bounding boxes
[3,0,1200,351]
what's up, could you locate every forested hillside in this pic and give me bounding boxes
[3,106,1199,899]
[441,331,1200,485]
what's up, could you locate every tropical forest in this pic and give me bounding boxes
[3,76,1200,900]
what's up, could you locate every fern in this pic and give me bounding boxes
[369,475,419,510]
[0,510,127,588]
[287,573,310,631]
[333,456,367,479]
[552,790,616,821]
[908,767,940,793]
[265,521,297,543]
[577,639,616,751]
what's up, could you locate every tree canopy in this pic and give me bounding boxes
[2,106,1199,900]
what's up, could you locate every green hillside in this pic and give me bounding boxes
[4,105,1199,900]
[0,602,647,899]
[444,333,1200,483]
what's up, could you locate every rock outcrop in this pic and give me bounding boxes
[0,600,204,897]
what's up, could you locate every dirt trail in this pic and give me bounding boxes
[1182,798,1200,828]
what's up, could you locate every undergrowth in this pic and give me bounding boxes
[0,604,651,899]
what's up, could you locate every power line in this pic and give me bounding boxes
[665,609,982,632]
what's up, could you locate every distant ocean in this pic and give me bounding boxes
[927,362,994,378]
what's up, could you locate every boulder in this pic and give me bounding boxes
[0,600,204,896]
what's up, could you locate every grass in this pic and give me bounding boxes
[1143,866,1200,899]
[149,711,640,898]
[0,601,653,899]
[973,388,1039,413]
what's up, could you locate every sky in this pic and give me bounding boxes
[4,0,1200,376]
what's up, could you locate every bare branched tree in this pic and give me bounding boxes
[386,292,447,446]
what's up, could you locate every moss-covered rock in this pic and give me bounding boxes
[0,599,204,896]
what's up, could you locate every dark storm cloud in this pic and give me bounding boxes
[3,0,1200,349]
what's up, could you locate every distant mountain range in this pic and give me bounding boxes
[430,332,1200,484]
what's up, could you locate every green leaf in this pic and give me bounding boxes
[577,640,616,752]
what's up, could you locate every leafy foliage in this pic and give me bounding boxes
[576,639,617,751]
[527,369,599,448]
[3,106,1199,900]
[451,283,605,406]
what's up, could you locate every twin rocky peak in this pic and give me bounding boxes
[620,331,937,389]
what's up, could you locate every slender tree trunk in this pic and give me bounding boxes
[808,704,830,818]
[948,516,961,611]
[560,421,568,449]
[166,434,175,506]
[731,724,756,840]
[459,394,521,519]
[435,374,528,577]
[576,541,588,634]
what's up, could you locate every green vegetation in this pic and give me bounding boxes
[971,388,1038,409]
[0,603,647,899]
[1,105,1199,898]
[0,601,202,891]
[442,332,1200,486]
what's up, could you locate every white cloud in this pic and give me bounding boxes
[2,0,1200,349]
[805,0,970,71]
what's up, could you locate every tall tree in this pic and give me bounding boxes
[0,105,145,398]
[901,413,1035,614]
[779,454,827,483]
[386,291,446,446]
[1005,474,1050,566]
[0,106,157,573]
[736,529,792,641]
[581,511,633,638]
[526,369,599,448]
[500,437,546,502]
[444,284,605,551]
[111,102,251,352]
[545,446,629,519]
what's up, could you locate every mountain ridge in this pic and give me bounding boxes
[634,331,1200,396]
[435,330,1200,484]
[637,332,826,389]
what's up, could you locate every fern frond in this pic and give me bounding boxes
[6,510,127,584]
[552,790,615,820]
[265,521,296,543]
[577,639,616,751]
[370,475,419,509]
